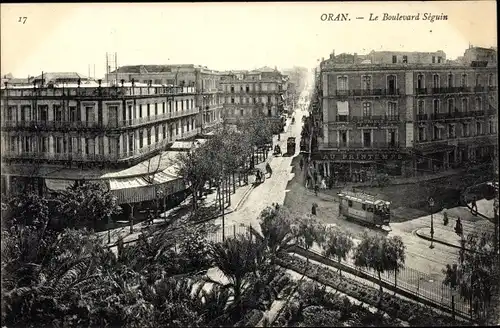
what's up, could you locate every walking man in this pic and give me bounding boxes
[471,196,478,215]
[314,183,319,196]
[299,158,304,171]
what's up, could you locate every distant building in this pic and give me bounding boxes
[1,76,199,201]
[219,67,288,130]
[106,64,223,133]
[312,48,498,182]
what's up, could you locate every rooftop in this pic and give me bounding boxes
[31,72,92,82]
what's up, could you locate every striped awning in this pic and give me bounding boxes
[45,179,75,191]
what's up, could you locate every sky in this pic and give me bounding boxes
[1,1,497,79]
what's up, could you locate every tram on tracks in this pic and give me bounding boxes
[338,190,391,229]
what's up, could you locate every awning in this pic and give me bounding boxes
[45,179,75,191]
[337,101,349,115]
[434,123,445,129]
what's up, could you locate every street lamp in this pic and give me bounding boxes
[429,197,435,249]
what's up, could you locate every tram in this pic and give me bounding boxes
[338,190,391,228]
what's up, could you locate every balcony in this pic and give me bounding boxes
[320,141,401,149]
[1,109,200,130]
[417,87,474,95]
[333,115,399,123]
[332,89,401,97]
[416,114,428,121]
[416,88,428,95]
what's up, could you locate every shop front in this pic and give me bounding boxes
[310,150,410,185]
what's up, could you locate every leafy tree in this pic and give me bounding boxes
[4,193,50,229]
[174,146,216,211]
[54,182,122,229]
[353,232,406,306]
[442,232,498,320]
[321,226,354,277]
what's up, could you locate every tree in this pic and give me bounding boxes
[54,182,122,230]
[174,146,216,212]
[321,226,354,277]
[353,232,406,306]
[4,193,50,229]
[443,232,498,320]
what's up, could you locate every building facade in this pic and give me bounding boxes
[219,67,288,129]
[313,49,498,183]
[1,77,199,196]
[106,64,223,133]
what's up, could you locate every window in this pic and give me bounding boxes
[438,57,442,63]
[40,137,47,153]
[10,136,16,152]
[418,100,425,115]
[362,102,372,117]
[387,102,397,117]
[230,85,234,93]
[139,105,143,118]
[417,74,424,89]
[39,105,48,121]
[54,105,63,122]
[475,97,482,111]
[139,131,144,148]
[155,127,159,142]
[363,130,371,147]
[461,74,467,87]
[147,128,152,145]
[7,106,15,121]
[85,138,94,155]
[22,106,31,121]
[147,104,150,117]
[240,86,244,92]
[475,74,481,87]
[387,75,396,94]
[337,76,348,91]
[462,98,468,112]
[240,109,244,116]
[403,55,408,63]
[154,103,158,116]
[231,98,235,104]
[362,75,371,90]
[433,126,441,140]
[69,106,77,121]
[340,131,347,146]
[348,200,353,207]
[246,85,250,92]
[418,127,425,141]
[24,136,32,152]
[433,99,439,114]
[489,121,494,134]
[55,137,64,153]
[448,73,454,87]
[433,74,440,88]
[448,124,456,138]
[163,124,167,139]
[128,134,134,152]
[476,122,482,135]
[191,99,194,109]
[362,204,367,210]
[392,55,397,63]
[488,74,494,86]
[447,98,454,113]
[388,130,396,146]
[268,108,272,116]
[462,123,469,137]
[128,105,133,120]
[432,56,436,63]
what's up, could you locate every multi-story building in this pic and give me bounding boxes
[1,75,200,197]
[312,48,497,183]
[106,64,223,133]
[219,67,288,130]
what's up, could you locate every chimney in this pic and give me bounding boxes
[98,79,102,87]
[131,78,135,87]
[332,50,335,57]
[149,79,153,86]
[121,79,125,87]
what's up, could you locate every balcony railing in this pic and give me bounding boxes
[332,89,401,97]
[416,87,479,95]
[1,109,200,130]
[333,115,399,123]
[418,110,490,121]
[320,142,401,149]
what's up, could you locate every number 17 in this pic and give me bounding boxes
[18,17,27,24]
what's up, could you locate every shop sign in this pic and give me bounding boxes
[312,151,409,161]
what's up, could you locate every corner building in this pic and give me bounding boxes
[1,77,199,196]
[315,49,498,182]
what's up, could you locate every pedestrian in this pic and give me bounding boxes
[471,196,478,215]
[299,158,304,171]
[455,217,463,235]
[314,183,319,196]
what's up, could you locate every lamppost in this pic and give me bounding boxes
[429,197,435,249]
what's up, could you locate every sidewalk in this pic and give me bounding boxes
[415,205,495,249]
[97,176,256,247]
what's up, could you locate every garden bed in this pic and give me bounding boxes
[277,254,469,327]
